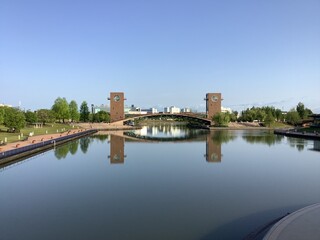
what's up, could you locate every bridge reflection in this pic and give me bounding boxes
[107,131,223,164]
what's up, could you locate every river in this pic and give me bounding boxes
[0,124,319,240]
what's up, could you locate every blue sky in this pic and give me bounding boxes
[1,0,319,113]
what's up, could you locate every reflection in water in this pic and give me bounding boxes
[287,137,309,152]
[108,135,126,164]
[211,130,237,144]
[69,140,79,155]
[3,125,320,240]
[242,131,283,146]
[54,139,80,159]
[313,141,320,151]
[80,137,91,153]
[53,127,318,163]
[54,143,70,160]
[205,133,222,162]
[137,124,195,138]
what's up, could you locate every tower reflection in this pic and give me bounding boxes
[108,134,126,164]
[205,132,222,163]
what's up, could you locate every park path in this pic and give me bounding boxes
[0,129,86,152]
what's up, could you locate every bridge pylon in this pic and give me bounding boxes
[205,93,222,120]
[108,92,126,123]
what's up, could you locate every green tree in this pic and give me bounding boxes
[25,110,38,124]
[37,109,56,124]
[275,109,284,122]
[296,102,306,119]
[69,100,80,122]
[4,107,26,132]
[0,106,5,125]
[97,110,110,122]
[52,97,70,123]
[212,112,230,127]
[80,101,90,122]
[256,109,266,122]
[286,109,300,125]
[264,112,275,127]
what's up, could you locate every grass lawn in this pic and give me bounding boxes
[269,122,293,129]
[0,123,78,144]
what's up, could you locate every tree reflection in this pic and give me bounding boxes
[287,138,308,152]
[80,137,91,154]
[242,131,283,146]
[210,130,237,144]
[54,143,70,160]
[69,140,79,155]
[90,134,109,142]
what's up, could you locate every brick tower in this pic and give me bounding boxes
[108,92,125,122]
[205,93,222,120]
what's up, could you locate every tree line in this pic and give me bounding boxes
[0,97,110,132]
[212,102,313,127]
[0,99,314,132]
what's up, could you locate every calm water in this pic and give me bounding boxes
[0,125,319,240]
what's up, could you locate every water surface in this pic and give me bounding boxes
[0,125,319,240]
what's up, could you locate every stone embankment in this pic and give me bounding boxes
[0,129,97,164]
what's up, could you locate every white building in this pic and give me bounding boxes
[164,107,170,113]
[142,108,158,114]
[181,108,191,113]
[221,106,232,113]
[93,104,109,114]
[0,103,12,108]
[127,105,148,115]
[170,106,180,114]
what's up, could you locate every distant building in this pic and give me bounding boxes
[221,106,232,113]
[93,104,109,114]
[181,108,191,113]
[169,106,180,114]
[0,103,12,108]
[128,104,147,115]
[310,114,320,128]
[142,108,158,114]
[164,107,170,113]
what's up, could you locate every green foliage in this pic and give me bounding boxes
[296,102,313,119]
[264,112,275,127]
[239,106,284,123]
[0,107,5,125]
[52,97,70,122]
[24,110,38,124]
[80,101,90,122]
[286,109,300,125]
[69,100,80,122]
[92,111,110,123]
[37,109,56,124]
[3,107,26,132]
[212,112,230,127]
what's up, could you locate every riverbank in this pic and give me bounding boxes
[274,129,320,140]
[0,129,97,165]
[0,123,141,164]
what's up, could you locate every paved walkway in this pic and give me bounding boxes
[263,203,320,240]
[0,129,87,152]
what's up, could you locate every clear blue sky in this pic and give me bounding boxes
[1,0,319,113]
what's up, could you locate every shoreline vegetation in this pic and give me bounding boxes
[0,121,318,165]
[0,120,317,153]
[0,120,301,146]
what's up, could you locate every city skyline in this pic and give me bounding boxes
[1,0,319,113]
